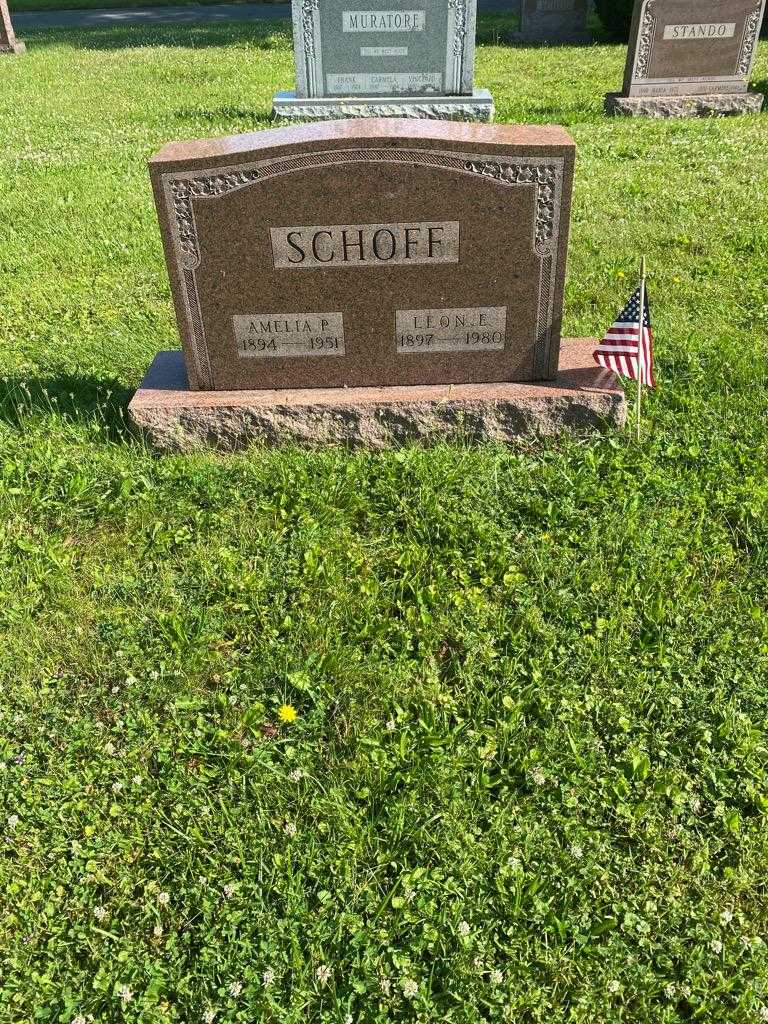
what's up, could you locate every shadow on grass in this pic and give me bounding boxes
[0,374,135,442]
[750,77,768,102]
[25,18,291,50]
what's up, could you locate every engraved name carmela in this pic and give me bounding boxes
[271,221,459,269]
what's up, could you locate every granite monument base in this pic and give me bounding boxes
[128,339,626,451]
[605,91,764,118]
[272,89,495,122]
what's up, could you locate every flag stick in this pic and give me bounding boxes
[636,256,646,442]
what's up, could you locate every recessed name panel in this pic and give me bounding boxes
[271,222,459,269]
[663,22,736,39]
[396,307,507,354]
[342,10,426,32]
[234,313,345,359]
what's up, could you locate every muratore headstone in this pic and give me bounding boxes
[606,0,766,116]
[273,0,494,121]
[130,119,627,449]
[1,0,25,54]
[516,0,590,44]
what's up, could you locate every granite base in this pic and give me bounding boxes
[605,91,764,118]
[0,40,25,53]
[272,89,495,122]
[128,339,626,452]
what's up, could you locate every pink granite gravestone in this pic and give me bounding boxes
[1,0,25,54]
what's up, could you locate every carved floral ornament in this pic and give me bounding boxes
[167,153,563,268]
[634,0,764,81]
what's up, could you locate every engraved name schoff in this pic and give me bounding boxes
[270,221,460,269]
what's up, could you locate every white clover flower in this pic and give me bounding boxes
[608,980,620,994]
[7,814,19,830]
[111,782,123,793]
[198,875,208,886]
[132,776,143,786]
[531,768,546,787]
[404,888,416,903]
[262,968,275,987]
[720,909,734,926]
[663,983,676,1000]
[740,935,753,950]
[570,843,584,859]
[386,719,396,732]
[222,883,236,899]
[379,977,391,995]
[680,985,691,999]
[757,1006,768,1023]
[710,939,723,954]
[72,1016,87,1024]
[157,891,170,907]
[93,906,108,922]
[284,821,297,837]
[690,797,702,814]
[316,965,332,986]
[490,970,503,985]
[153,924,163,938]
[117,986,133,1003]
[458,921,471,937]
[401,978,418,999]
[289,769,303,782]
[203,1011,216,1024]
[229,981,242,998]
[105,742,116,756]
[344,1015,353,1024]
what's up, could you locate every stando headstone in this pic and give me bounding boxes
[606,0,766,116]
[1,0,25,54]
[129,119,627,449]
[273,0,494,121]
[517,0,590,43]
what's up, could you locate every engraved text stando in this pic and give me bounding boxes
[149,119,575,392]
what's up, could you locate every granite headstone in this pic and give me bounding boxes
[1,0,25,54]
[517,0,590,44]
[273,0,494,121]
[148,119,575,391]
[606,0,766,115]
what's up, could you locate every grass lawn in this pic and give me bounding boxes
[1,17,768,1023]
[10,0,283,13]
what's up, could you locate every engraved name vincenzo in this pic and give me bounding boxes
[271,221,460,269]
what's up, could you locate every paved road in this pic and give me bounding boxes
[16,0,516,31]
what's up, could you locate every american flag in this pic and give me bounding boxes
[593,286,656,387]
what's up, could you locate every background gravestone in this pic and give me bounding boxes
[516,0,590,44]
[606,0,766,115]
[1,0,25,54]
[273,0,494,121]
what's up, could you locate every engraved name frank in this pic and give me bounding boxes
[271,222,460,269]
[662,22,736,40]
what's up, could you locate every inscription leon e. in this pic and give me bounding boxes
[234,313,345,358]
[396,307,507,354]
[271,221,459,269]
[663,22,736,40]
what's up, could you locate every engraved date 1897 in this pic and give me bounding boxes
[396,307,507,355]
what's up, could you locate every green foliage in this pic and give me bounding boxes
[1,19,768,1024]
[594,0,636,41]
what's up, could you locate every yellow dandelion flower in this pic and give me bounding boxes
[278,704,298,723]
